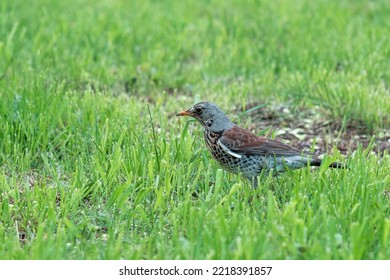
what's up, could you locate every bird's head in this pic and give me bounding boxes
[176,102,234,132]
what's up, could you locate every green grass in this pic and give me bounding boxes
[0,0,389,259]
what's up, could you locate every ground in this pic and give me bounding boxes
[237,101,389,156]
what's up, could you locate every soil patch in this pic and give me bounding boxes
[236,102,389,156]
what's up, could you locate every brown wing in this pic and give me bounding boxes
[219,125,303,157]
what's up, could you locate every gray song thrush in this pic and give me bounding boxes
[177,102,343,188]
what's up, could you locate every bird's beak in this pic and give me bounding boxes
[176,110,192,117]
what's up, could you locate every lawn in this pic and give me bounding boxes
[0,0,389,259]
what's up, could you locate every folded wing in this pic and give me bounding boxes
[218,125,304,157]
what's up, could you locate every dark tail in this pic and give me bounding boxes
[310,160,345,169]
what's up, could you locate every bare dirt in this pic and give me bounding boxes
[236,102,389,157]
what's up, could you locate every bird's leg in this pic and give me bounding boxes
[247,176,258,205]
[252,176,258,189]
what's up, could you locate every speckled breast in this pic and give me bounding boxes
[203,129,264,178]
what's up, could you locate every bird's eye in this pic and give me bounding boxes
[194,107,202,114]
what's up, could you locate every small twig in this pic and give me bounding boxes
[233,103,270,123]
[237,103,270,117]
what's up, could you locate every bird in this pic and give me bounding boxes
[176,101,343,188]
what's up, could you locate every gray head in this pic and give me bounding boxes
[176,102,235,132]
